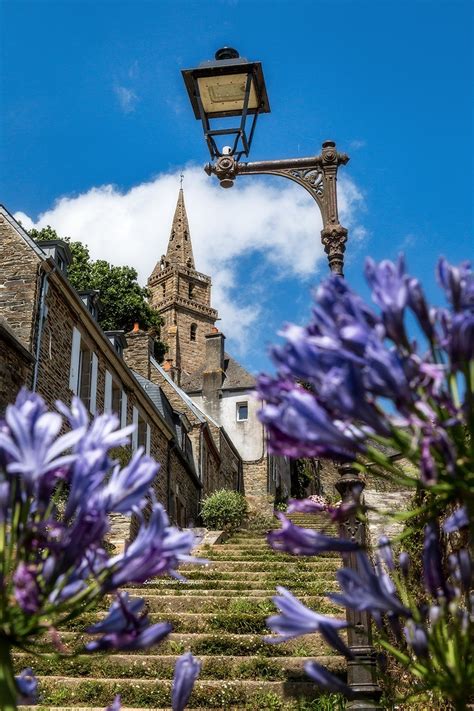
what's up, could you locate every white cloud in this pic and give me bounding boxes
[15,165,366,355]
[114,85,138,113]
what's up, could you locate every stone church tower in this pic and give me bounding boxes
[148,188,218,382]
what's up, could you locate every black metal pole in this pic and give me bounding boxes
[336,465,383,710]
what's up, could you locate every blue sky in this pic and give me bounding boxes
[1,0,472,373]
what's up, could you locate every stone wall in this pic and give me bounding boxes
[123,329,153,380]
[0,212,41,351]
[0,214,202,541]
[219,430,241,492]
[0,319,34,414]
[242,456,274,516]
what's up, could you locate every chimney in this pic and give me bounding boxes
[123,325,154,380]
[202,330,225,417]
[204,328,225,373]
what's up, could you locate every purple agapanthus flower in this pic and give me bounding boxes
[287,497,327,514]
[423,522,449,599]
[304,661,354,698]
[105,696,121,711]
[86,593,172,652]
[443,506,468,533]
[106,502,198,588]
[99,449,159,514]
[365,255,409,345]
[16,667,38,704]
[257,381,366,460]
[330,552,408,616]
[266,587,352,658]
[0,390,84,491]
[268,514,359,556]
[13,562,40,614]
[171,652,202,711]
[437,258,474,312]
[377,536,394,570]
[404,620,428,658]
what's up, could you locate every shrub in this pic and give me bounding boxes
[201,489,248,530]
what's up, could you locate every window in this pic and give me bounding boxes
[188,283,194,299]
[236,402,248,422]
[112,382,122,416]
[120,391,128,428]
[162,284,166,298]
[106,371,123,416]
[190,323,197,341]
[69,327,97,413]
[132,406,149,453]
[78,344,98,413]
[137,415,147,449]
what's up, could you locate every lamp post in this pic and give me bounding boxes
[182,47,350,276]
[183,47,382,708]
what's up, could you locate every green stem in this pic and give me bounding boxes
[0,635,17,711]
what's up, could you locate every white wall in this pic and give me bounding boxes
[192,390,265,462]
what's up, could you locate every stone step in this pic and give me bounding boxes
[41,631,341,657]
[36,677,344,708]
[141,570,338,583]
[15,653,344,681]
[117,593,335,613]
[123,585,339,596]
[198,552,340,562]
[72,609,342,635]
[180,560,341,573]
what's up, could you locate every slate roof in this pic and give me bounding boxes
[181,353,256,394]
[133,372,177,433]
[133,370,197,473]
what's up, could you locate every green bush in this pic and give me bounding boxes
[201,489,248,530]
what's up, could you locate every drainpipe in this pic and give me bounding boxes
[166,439,176,519]
[32,265,55,392]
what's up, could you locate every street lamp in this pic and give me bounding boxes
[183,48,382,709]
[182,47,350,275]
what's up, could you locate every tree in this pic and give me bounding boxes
[30,226,166,360]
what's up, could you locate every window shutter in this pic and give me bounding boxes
[69,327,81,394]
[146,423,151,456]
[120,391,128,428]
[132,406,138,451]
[104,371,112,412]
[90,353,98,414]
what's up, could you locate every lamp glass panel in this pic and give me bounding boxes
[197,73,258,114]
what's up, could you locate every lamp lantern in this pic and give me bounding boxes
[181,47,270,160]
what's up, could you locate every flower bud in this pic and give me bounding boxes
[404,620,428,658]
[399,551,410,578]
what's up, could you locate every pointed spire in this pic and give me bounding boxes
[165,188,195,269]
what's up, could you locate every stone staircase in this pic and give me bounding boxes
[21,513,346,710]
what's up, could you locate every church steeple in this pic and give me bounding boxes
[147,186,218,382]
[165,188,195,269]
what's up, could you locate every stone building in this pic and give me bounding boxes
[1,187,290,520]
[148,189,291,512]
[147,189,218,378]
[0,204,242,539]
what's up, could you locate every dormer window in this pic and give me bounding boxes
[78,290,102,322]
[105,331,127,358]
[190,323,197,341]
[36,239,72,275]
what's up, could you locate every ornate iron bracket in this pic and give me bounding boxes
[204,140,349,275]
